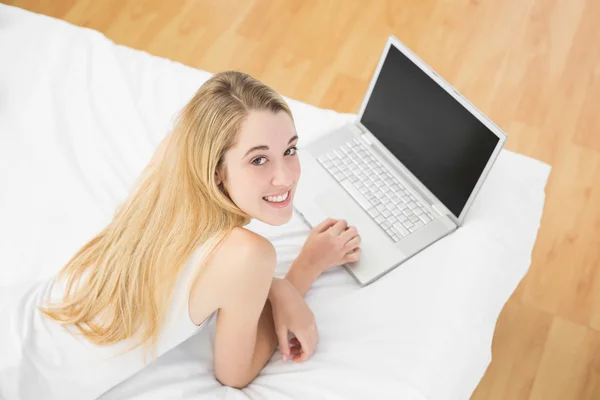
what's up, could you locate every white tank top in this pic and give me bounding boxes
[0,240,218,400]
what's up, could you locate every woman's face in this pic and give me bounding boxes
[217,110,301,226]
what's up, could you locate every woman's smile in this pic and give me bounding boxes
[262,189,292,208]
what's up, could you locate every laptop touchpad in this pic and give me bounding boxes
[312,189,404,272]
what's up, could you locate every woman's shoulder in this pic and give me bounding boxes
[209,226,276,283]
[188,227,275,325]
[223,226,275,261]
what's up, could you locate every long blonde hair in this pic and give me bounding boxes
[39,70,293,360]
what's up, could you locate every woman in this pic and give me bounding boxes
[0,70,361,399]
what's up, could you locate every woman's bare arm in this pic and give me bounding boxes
[212,229,279,389]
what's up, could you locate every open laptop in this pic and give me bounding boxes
[293,35,507,286]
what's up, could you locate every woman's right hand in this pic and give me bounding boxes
[298,218,362,277]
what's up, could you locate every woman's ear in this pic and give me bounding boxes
[215,167,224,186]
[215,170,229,195]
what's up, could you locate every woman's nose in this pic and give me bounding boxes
[271,164,294,186]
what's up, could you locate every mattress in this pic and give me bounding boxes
[0,5,551,399]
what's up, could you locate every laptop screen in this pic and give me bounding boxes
[360,45,500,218]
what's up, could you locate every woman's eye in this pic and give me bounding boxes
[252,147,297,166]
[285,146,298,156]
[251,157,267,166]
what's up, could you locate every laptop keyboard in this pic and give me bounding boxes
[317,137,435,243]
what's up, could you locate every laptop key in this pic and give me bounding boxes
[340,179,371,210]
[409,221,424,233]
[358,163,370,172]
[367,207,380,217]
[393,222,409,237]
[420,214,431,223]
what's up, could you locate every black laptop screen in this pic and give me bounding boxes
[360,45,500,217]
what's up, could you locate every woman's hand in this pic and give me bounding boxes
[299,218,361,277]
[269,278,318,363]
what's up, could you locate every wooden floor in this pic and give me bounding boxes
[4,0,599,398]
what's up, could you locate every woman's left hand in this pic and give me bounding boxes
[269,278,319,363]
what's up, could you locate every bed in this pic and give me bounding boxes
[0,5,551,399]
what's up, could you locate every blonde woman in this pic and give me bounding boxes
[0,70,361,399]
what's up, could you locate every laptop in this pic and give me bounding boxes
[293,35,507,286]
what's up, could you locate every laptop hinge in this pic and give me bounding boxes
[356,121,368,133]
[431,204,444,216]
[360,134,372,146]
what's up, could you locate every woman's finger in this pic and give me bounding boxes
[309,321,319,347]
[343,235,361,251]
[328,220,348,236]
[292,331,314,362]
[314,218,338,233]
[340,226,358,242]
[276,326,290,361]
[343,247,361,263]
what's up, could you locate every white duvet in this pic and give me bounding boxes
[0,5,551,399]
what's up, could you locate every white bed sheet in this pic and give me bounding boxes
[0,5,551,399]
